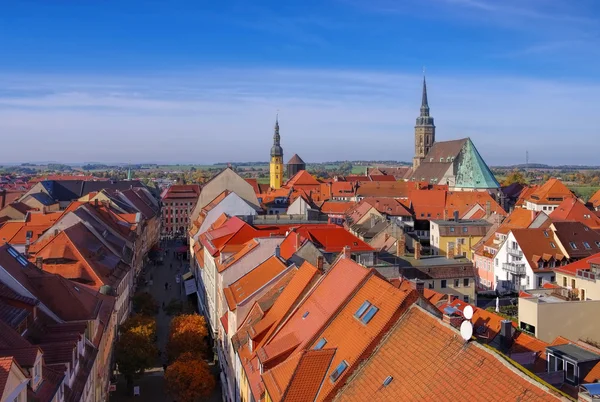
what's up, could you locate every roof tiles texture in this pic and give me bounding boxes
[334,306,562,402]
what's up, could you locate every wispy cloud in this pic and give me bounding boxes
[0,68,598,166]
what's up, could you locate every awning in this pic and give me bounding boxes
[184,279,197,295]
[182,271,193,280]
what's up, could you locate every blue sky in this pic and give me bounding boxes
[0,0,599,165]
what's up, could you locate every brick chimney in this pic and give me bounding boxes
[316,256,324,271]
[414,242,421,260]
[396,237,406,257]
[295,232,301,251]
[411,279,424,295]
[442,313,463,328]
[500,320,513,351]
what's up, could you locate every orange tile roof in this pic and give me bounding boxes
[25,211,62,226]
[263,349,335,402]
[444,191,506,219]
[345,202,376,224]
[407,189,446,219]
[515,185,538,207]
[0,222,24,243]
[589,189,600,209]
[304,277,418,401]
[355,181,410,198]
[296,225,374,253]
[444,299,517,343]
[526,178,575,205]
[320,201,357,215]
[333,306,562,402]
[554,252,600,276]
[284,170,321,189]
[511,228,566,272]
[0,356,15,394]
[550,198,600,229]
[223,255,289,311]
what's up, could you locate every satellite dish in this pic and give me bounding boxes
[460,320,473,342]
[463,305,474,320]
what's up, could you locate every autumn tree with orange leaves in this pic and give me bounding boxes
[165,352,215,402]
[166,314,209,361]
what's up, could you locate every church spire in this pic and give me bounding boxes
[420,75,430,117]
[271,114,283,157]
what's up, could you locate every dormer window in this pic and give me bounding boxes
[314,338,327,350]
[570,242,578,250]
[330,360,348,382]
[584,242,591,250]
[32,358,42,389]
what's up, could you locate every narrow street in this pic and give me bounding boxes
[110,238,222,402]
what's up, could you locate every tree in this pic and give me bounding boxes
[167,314,209,361]
[115,330,158,386]
[502,170,527,186]
[165,352,215,402]
[120,315,157,341]
[132,292,159,315]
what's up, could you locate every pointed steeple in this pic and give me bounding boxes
[420,75,430,117]
[271,114,283,157]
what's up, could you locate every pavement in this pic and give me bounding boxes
[110,239,222,402]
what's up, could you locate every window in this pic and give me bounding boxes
[596,241,600,248]
[556,357,564,372]
[550,242,556,248]
[570,242,577,250]
[584,242,591,250]
[463,278,469,287]
[441,280,447,288]
[563,277,567,287]
[314,338,327,350]
[572,279,576,289]
[581,289,586,300]
[566,361,575,382]
[330,361,348,382]
[360,306,379,324]
[454,279,460,287]
[549,354,556,371]
[302,311,310,319]
[538,277,543,287]
[463,295,469,303]
[462,227,468,233]
[428,281,434,289]
[354,301,371,319]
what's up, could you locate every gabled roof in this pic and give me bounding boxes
[454,138,500,189]
[551,221,600,259]
[263,349,335,402]
[160,184,200,200]
[550,198,600,229]
[333,305,562,401]
[222,254,289,308]
[355,181,409,198]
[407,189,446,220]
[510,228,566,272]
[284,170,320,188]
[319,201,356,215]
[526,178,574,205]
[361,197,411,217]
[589,188,600,209]
[554,252,600,276]
[444,191,506,219]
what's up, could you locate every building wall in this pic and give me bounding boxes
[270,156,283,189]
[474,253,496,290]
[555,272,600,300]
[519,297,600,343]
[430,230,484,260]
[203,248,218,335]
[161,198,196,236]
[0,363,28,402]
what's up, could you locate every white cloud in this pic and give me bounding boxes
[0,68,598,165]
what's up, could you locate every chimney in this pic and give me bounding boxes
[453,210,459,222]
[500,320,513,351]
[411,279,424,295]
[447,243,455,259]
[343,246,351,259]
[414,242,421,260]
[275,245,281,258]
[35,257,43,270]
[485,201,491,218]
[94,198,98,207]
[316,256,324,271]
[295,233,301,251]
[442,313,463,328]
[396,237,406,257]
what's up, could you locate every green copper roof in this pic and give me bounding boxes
[455,138,500,189]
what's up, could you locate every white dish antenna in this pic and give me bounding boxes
[463,305,474,320]
[460,320,473,342]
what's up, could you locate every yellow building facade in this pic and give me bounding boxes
[269,116,284,189]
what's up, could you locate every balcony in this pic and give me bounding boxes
[502,262,526,275]
[577,269,597,282]
[507,246,523,257]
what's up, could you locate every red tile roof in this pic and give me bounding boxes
[223,256,289,311]
[554,252,600,276]
[161,184,200,200]
[407,189,446,219]
[284,171,321,190]
[589,189,600,209]
[444,191,506,219]
[550,198,600,229]
[319,201,357,215]
[511,228,566,272]
[361,197,412,217]
[334,305,562,402]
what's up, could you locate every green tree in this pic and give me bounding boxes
[115,326,158,386]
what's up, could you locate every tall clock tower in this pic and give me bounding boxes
[270,115,284,189]
[413,76,436,170]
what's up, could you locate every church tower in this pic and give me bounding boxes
[269,115,284,189]
[413,76,436,170]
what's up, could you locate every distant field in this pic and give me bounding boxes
[351,165,368,174]
[568,185,600,201]
[257,177,270,184]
